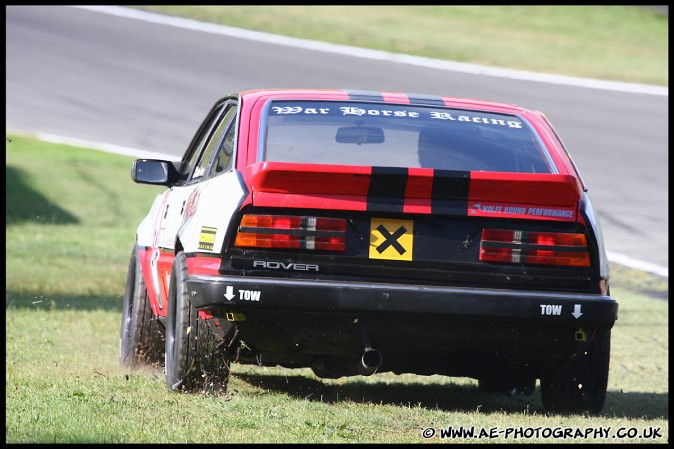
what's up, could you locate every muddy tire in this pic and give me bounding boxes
[164,251,230,395]
[541,329,611,414]
[119,247,165,367]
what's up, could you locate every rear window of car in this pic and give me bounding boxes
[261,101,553,173]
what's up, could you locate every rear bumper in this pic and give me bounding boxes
[187,274,618,327]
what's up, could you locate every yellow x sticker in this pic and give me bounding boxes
[369,218,414,261]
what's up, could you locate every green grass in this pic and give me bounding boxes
[132,5,668,86]
[5,135,668,443]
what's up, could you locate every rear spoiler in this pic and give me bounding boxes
[245,161,581,222]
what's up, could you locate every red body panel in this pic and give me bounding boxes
[467,172,580,221]
[186,253,221,276]
[137,247,163,316]
[403,167,434,214]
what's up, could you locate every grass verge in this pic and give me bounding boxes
[5,134,668,443]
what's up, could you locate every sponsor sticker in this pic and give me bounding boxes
[198,226,217,251]
[468,202,575,221]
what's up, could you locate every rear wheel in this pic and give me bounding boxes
[119,247,165,367]
[164,251,230,395]
[541,329,611,414]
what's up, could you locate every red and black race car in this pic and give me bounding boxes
[120,89,618,414]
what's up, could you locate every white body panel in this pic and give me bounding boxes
[135,171,247,253]
[178,171,247,253]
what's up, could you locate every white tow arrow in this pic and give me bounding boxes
[224,286,235,301]
[572,304,583,319]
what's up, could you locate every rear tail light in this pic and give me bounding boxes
[480,229,590,267]
[234,214,347,251]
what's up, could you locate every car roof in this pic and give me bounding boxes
[236,88,532,116]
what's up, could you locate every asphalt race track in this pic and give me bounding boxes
[6,5,668,276]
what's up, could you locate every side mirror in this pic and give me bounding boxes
[131,159,179,186]
[335,126,385,144]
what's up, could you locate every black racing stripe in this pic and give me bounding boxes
[431,170,470,215]
[346,90,385,102]
[367,166,408,213]
[407,93,445,106]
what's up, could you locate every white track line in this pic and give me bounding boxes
[72,5,668,97]
[32,132,176,161]
[606,252,668,278]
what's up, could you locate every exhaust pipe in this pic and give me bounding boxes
[361,348,382,371]
[354,318,382,375]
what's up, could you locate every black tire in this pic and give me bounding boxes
[164,251,230,395]
[119,247,165,367]
[541,329,611,414]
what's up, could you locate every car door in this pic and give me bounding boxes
[148,100,237,315]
